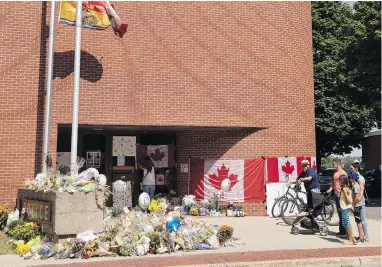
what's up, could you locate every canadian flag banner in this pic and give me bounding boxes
[266,156,317,183]
[189,158,265,202]
[155,174,167,185]
[147,145,175,168]
[136,145,175,168]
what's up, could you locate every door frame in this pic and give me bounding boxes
[78,129,112,184]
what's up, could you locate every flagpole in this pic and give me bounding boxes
[42,1,56,174]
[70,0,82,175]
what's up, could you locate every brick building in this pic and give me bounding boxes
[362,130,381,171]
[0,2,315,215]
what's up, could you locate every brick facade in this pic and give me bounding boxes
[0,2,315,215]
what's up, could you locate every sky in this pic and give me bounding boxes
[333,128,380,158]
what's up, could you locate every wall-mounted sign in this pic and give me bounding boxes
[180,164,189,173]
[86,150,101,168]
[21,199,52,224]
[113,136,136,157]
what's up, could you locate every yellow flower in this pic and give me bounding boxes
[16,243,31,256]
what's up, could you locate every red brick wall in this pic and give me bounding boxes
[0,2,315,213]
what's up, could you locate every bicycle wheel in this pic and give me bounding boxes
[281,198,303,225]
[271,197,287,218]
[321,200,339,226]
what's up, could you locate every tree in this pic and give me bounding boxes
[312,2,381,163]
[346,2,381,127]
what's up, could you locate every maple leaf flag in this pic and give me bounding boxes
[155,174,167,185]
[189,158,265,202]
[267,156,317,183]
[59,1,128,38]
[297,156,317,173]
[147,145,175,168]
[267,157,298,183]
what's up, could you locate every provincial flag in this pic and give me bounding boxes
[189,158,265,202]
[59,1,128,38]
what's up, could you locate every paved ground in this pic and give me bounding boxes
[366,199,381,221]
[0,216,380,267]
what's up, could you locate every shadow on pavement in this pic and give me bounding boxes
[319,237,343,243]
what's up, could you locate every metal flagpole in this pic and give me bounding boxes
[70,0,82,175]
[42,1,56,173]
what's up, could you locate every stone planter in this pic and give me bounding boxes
[17,189,104,241]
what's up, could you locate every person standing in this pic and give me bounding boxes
[349,172,366,242]
[298,160,320,210]
[351,162,369,241]
[138,156,156,200]
[327,158,347,236]
[339,175,357,245]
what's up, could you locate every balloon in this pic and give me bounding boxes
[221,178,231,192]
[166,217,180,232]
[85,168,99,180]
[138,192,151,210]
[98,174,107,186]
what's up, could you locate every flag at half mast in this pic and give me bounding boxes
[59,1,128,38]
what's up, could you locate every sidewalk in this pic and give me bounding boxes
[1,247,379,267]
[0,216,380,267]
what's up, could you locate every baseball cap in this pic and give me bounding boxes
[349,172,359,180]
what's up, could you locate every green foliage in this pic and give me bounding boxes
[6,220,22,232]
[312,2,381,158]
[147,231,161,249]
[0,205,11,230]
[320,155,362,169]
[7,222,39,242]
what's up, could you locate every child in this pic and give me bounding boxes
[349,172,366,242]
[339,175,357,245]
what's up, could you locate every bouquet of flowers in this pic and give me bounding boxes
[217,225,233,245]
[182,195,195,208]
[148,199,164,212]
[189,208,199,216]
[0,205,11,229]
[7,222,40,242]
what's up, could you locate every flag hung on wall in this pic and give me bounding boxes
[59,1,128,38]
[266,156,317,183]
[189,158,265,202]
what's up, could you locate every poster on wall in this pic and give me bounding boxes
[86,150,101,168]
[113,136,136,157]
[57,152,71,170]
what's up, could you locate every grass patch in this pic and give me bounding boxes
[0,231,14,255]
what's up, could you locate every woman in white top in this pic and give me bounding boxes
[138,157,156,200]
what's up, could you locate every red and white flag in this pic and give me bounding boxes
[155,174,167,185]
[147,145,175,168]
[189,158,265,202]
[267,156,317,183]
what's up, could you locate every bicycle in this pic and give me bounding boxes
[271,174,307,217]
[280,180,308,225]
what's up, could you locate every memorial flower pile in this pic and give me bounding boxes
[24,158,110,196]
[180,195,245,217]
[5,208,243,260]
